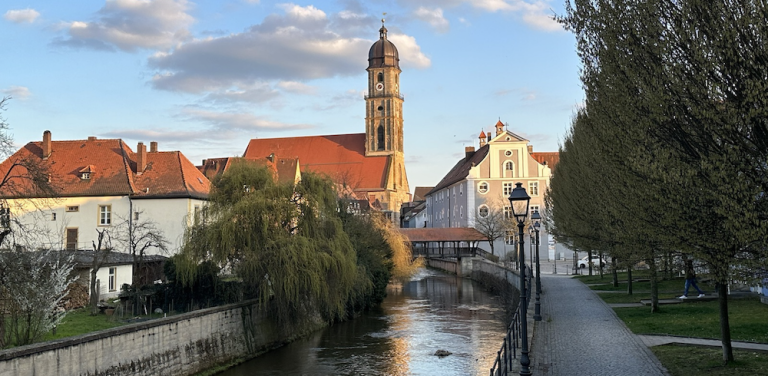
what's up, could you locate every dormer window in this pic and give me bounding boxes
[79,165,95,180]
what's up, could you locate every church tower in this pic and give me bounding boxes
[364,19,410,216]
[365,20,404,157]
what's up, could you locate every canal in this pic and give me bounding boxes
[216,268,511,376]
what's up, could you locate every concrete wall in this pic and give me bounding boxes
[0,300,322,376]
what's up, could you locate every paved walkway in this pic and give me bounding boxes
[529,273,670,375]
[638,335,768,351]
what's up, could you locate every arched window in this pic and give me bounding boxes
[504,161,514,178]
[377,72,383,82]
[377,124,385,150]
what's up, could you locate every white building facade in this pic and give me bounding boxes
[425,121,557,262]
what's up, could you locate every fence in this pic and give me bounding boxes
[489,266,532,376]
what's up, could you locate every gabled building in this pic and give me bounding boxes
[241,23,411,222]
[424,121,558,261]
[0,131,209,259]
[198,155,301,186]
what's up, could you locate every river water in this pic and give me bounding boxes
[216,268,510,376]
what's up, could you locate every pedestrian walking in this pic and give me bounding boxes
[678,258,705,299]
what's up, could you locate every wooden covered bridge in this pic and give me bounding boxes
[397,228,490,259]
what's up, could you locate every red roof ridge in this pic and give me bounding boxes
[118,140,138,194]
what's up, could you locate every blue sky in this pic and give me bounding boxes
[0,0,582,192]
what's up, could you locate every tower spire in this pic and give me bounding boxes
[380,13,388,39]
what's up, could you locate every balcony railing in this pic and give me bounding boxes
[364,92,404,100]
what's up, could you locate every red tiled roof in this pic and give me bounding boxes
[531,152,560,171]
[243,133,389,190]
[398,227,488,242]
[413,186,433,202]
[133,151,210,199]
[197,157,232,180]
[197,156,300,185]
[0,136,209,199]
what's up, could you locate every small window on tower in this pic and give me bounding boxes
[377,72,383,82]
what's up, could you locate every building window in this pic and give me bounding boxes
[531,205,540,215]
[377,72,383,82]
[108,267,117,292]
[99,205,111,226]
[505,150,512,157]
[81,172,90,180]
[505,161,514,178]
[460,185,463,195]
[51,212,56,221]
[503,182,514,196]
[529,181,539,196]
[66,206,79,212]
[505,230,515,245]
[478,205,489,218]
[66,228,78,250]
[478,182,489,194]
[503,206,512,219]
[460,206,463,218]
[133,211,140,221]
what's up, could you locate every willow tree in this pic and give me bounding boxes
[179,161,358,327]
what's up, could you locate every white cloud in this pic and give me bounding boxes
[388,34,431,69]
[148,4,431,94]
[2,86,32,100]
[277,81,316,95]
[181,108,313,132]
[522,12,560,31]
[401,0,561,32]
[202,82,280,104]
[54,0,194,52]
[4,8,40,23]
[413,7,449,33]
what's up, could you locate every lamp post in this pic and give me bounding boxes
[531,210,542,322]
[528,226,534,271]
[508,182,531,376]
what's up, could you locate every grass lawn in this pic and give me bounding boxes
[652,345,768,376]
[613,297,768,343]
[42,308,127,342]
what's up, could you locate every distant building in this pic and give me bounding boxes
[239,23,410,223]
[0,131,209,255]
[424,121,559,261]
[400,186,433,228]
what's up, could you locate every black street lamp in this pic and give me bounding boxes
[531,210,542,322]
[508,182,531,376]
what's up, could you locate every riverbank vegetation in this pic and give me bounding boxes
[175,161,416,329]
[551,1,768,364]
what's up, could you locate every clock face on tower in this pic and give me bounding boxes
[375,83,384,91]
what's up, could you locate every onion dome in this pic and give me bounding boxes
[368,20,399,68]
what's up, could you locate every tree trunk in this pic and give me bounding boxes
[718,281,734,363]
[649,256,659,313]
[598,250,604,279]
[89,269,100,315]
[587,249,593,276]
[627,267,633,295]
[612,258,618,287]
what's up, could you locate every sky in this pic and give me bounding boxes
[0,0,583,192]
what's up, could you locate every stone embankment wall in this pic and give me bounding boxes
[0,301,320,376]
[426,257,521,291]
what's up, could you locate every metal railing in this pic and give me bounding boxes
[489,267,532,376]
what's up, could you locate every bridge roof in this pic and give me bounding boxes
[398,227,488,243]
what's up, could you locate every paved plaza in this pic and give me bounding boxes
[529,263,670,376]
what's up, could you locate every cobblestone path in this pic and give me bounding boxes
[530,274,669,376]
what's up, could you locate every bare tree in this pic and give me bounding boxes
[474,197,514,257]
[88,229,113,315]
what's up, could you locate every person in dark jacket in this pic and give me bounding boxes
[679,258,705,299]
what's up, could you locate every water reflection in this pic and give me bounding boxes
[218,268,509,376]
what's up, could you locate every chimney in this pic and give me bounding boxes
[88,136,97,141]
[42,130,51,160]
[137,142,147,174]
[527,145,533,154]
[150,141,158,153]
[465,146,475,159]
